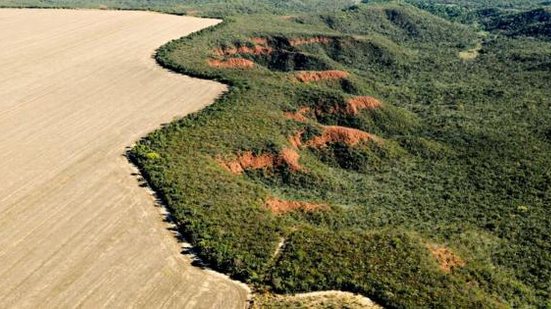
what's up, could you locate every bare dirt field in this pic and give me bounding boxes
[0,9,248,308]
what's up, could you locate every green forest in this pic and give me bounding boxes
[3,0,550,307]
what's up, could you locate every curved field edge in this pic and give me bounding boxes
[129,4,551,308]
[0,9,253,308]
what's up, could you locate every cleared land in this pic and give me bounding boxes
[0,9,248,308]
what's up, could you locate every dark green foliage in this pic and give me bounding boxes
[132,3,550,307]
[130,133,281,281]
[0,0,359,16]
[324,36,412,71]
[483,8,551,39]
[269,228,500,308]
[256,50,331,72]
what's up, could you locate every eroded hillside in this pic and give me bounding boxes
[131,3,551,307]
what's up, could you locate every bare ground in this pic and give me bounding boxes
[0,9,248,308]
[253,291,382,308]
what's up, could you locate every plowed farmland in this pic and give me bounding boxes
[0,9,247,308]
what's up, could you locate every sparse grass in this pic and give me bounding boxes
[459,41,482,60]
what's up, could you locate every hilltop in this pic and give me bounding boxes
[482,7,551,39]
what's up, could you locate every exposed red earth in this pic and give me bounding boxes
[295,70,349,83]
[284,107,311,122]
[345,96,382,115]
[289,36,332,46]
[218,148,302,174]
[307,126,379,148]
[427,244,466,273]
[208,58,256,69]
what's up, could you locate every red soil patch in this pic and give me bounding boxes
[208,58,255,69]
[280,148,302,171]
[238,152,275,170]
[284,107,310,122]
[427,244,466,273]
[217,160,244,174]
[251,37,269,46]
[295,70,349,83]
[286,96,381,119]
[346,96,382,115]
[218,148,302,175]
[265,197,326,215]
[307,126,376,148]
[214,45,272,57]
[217,152,273,174]
[213,37,272,56]
[289,36,331,47]
[288,131,304,148]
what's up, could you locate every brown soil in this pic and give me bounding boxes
[346,96,382,115]
[285,96,381,120]
[427,244,466,273]
[288,131,304,148]
[284,107,310,122]
[208,58,255,69]
[252,291,382,309]
[251,37,269,46]
[307,126,376,148]
[219,148,302,174]
[280,148,302,171]
[265,197,325,215]
[295,70,349,83]
[289,36,331,46]
[0,9,248,308]
[241,152,276,169]
[213,36,273,57]
[218,159,246,174]
[214,45,272,57]
[218,152,275,174]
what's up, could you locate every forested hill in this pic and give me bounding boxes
[127,2,550,307]
[396,0,551,25]
[482,7,551,39]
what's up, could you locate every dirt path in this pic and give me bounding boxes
[0,9,248,308]
[459,31,487,61]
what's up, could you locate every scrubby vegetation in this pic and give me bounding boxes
[0,0,359,16]
[126,2,551,307]
[6,0,550,307]
[483,7,551,39]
